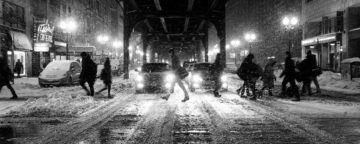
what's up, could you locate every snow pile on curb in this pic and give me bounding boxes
[7,92,103,118]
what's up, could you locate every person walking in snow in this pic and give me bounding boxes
[95,58,112,98]
[260,59,277,97]
[237,53,262,100]
[0,53,18,99]
[306,50,321,94]
[14,59,23,78]
[209,53,224,97]
[280,51,300,101]
[79,52,97,96]
[162,49,190,102]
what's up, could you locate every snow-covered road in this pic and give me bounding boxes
[1,75,360,144]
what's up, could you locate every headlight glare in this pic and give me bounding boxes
[192,74,202,82]
[221,75,227,82]
[136,75,144,82]
[165,74,175,82]
[137,83,144,89]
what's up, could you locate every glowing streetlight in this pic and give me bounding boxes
[231,39,241,47]
[244,32,257,53]
[282,16,299,52]
[59,18,77,60]
[112,41,123,48]
[97,35,109,44]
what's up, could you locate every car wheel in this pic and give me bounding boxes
[39,83,46,88]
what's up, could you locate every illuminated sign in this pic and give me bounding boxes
[302,34,336,46]
[34,43,51,52]
[37,22,54,43]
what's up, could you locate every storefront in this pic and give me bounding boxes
[53,46,95,61]
[302,33,342,72]
[7,30,33,76]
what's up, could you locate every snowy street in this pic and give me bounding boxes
[0,74,359,144]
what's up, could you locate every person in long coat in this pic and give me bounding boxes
[79,52,97,96]
[14,59,23,78]
[297,54,313,96]
[280,51,300,101]
[96,58,112,98]
[209,53,224,97]
[162,49,190,102]
[260,60,276,96]
[0,53,18,99]
[237,54,262,100]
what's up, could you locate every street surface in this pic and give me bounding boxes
[0,76,359,144]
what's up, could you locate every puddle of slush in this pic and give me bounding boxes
[0,122,61,144]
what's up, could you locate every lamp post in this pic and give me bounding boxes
[282,16,299,52]
[244,32,256,53]
[97,34,109,61]
[112,41,123,59]
[59,18,77,60]
[230,39,241,65]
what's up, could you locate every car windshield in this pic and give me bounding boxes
[193,63,211,71]
[44,61,70,71]
[142,63,170,72]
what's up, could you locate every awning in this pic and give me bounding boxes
[54,46,95,53]
[9,30,32,51]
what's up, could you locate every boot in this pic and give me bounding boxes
[249,96,257,101]
[268,89,273,96]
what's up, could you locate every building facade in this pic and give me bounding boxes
[31,0,123,76]
[302,0,360,72]
[0,0,33,76]
[225,0,302,67]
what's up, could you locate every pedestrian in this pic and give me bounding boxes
[307,50,321,94]
[297,55,313,96]
[279,51,300,101]
[236,53,262,100]
[209,53,224,97]
[260,59,276,96]
[95,58,112,98]
[0,53,18,99]
[162,49,190,102]
[14,59,23,78]
[79,52,97,96]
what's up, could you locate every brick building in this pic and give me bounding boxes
[0,0,33,76]
[302,0,360,72]
[31,0,123,75]
[223,0,302,67]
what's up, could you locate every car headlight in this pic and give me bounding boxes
[192,74,202,82]
[221,75,227,82]
[165,83,172,89]
[137,83,144,89]
[136,75,144,82]
[165,74,175,82]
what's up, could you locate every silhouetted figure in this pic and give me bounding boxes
[162,49,190,102]
[237,54,262,100]
[260,59,276,96]
[280,51,300,101]
[14,59,23,78]
[307,50,321,94]
[297,55,313,96]
[79,52,97,96]
[210,53,224,97]
[96,58,112,98]
[0,54,18,99]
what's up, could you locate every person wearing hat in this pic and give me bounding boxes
[237,53,262,100]
[280,51,300,101]
[209,53,224,97]
[260,59,277,97]
[79,52,97,96]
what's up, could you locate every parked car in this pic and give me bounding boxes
[135,63,176,93]
[38,60,81,87]
[188,63,228,92]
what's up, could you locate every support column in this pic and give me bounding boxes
[123,2,131,79]
[202,33,209,62]
[142,35,148,63]
[213,12,226,67]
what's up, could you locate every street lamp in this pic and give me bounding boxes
[59,18,77,60]
[244,32,256,53]
[97,34,109,60]
[231,39,241,65]
[282,16,299,52]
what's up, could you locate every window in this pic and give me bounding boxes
[2,1,25,30]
